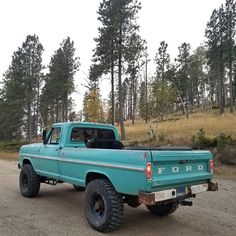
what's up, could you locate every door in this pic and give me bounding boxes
[38,126,62,179]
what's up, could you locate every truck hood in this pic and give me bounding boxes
[20,143,43,154]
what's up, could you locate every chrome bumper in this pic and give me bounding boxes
[138,181,218,205]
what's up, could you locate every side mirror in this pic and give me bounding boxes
[42,129,47,145]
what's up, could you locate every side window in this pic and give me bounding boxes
[98,129,115,140]
[70,128,81,142]
[70,128,87,142]
[49,127,61,144]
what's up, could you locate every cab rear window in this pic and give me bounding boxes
[70,127,115,142]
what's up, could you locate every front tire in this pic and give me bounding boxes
[146,202,179,216]
[19,164,40,198]
[84,179,124,232]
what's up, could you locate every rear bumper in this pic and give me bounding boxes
[138,181,218,205]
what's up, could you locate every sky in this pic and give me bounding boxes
[0,0,226,110]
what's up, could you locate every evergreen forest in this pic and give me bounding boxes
[1,0,236,142]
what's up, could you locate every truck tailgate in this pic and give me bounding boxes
[150,150,212,190]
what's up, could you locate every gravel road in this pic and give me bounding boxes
[0,159,235,236]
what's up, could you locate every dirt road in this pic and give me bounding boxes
[0,160,235,236]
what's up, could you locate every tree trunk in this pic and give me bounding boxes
[185,98,189,119]
[229,54,233,113]
[197,90,200,108]
[130,85,133,122]
[33,102,36,139]
[36,82,40,140]
[185,89,189,119]
[145,56,148,123]
[118,25,126,140]
[132,79,136,125]
[219,37,225,114]
[28,103,32,143]
[56,101,59,122]
[62,100,65,122]
[65,93,68,121]
[111,55,115,125]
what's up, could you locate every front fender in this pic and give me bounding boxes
[19,156,39,174]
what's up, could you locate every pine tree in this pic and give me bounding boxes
[83,65,104,122]
[93,0,119,125]
[116,0,141,139]
[175,43,191,118]
[139,81,151,120]
[41,37,80,124]
[225,0,236,113]
[205,5,228,114]
[21,35,44,142]
[152,41,174,120]
[124,33,145,124]
[205,9,220,107]
[189,46,207,108]
[0,63,25,140]
[83,88,104,122]
[154,41,170,82]
[93,0,142,139]
[60,37,80,121]
[0,35,43,142]
[150,80,176,120]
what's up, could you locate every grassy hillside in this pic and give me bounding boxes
[0,111,235,179]
[0,151,18,161]
[122,110,236,178]
[123,111,236,146]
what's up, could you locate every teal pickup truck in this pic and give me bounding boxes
[18,122,218,232]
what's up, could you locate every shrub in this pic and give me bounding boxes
[216,143,236,165]
[192,129,235,165]
[216,133,234,165]
[158,132,166,143]
[217,133,232,147]
[0,141,28,152]
[192,128,217,149]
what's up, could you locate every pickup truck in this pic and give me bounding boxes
[18,122,218,232]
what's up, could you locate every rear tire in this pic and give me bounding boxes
[19,164,40,198]
[146,202,179,216]
[84,179,124,232]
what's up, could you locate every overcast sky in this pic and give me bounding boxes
[0,0,225,110]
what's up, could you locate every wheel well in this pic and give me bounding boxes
[23,159,32,165]
[86,172,109,186]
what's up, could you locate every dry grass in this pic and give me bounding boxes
[122,111,236,145]
[121,111,236,179]
[0,151,18,161]
[214,164,236,180]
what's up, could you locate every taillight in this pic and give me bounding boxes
[209,159,213,173]
[146,162,152,181]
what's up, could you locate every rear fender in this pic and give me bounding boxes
[85,170,114,188]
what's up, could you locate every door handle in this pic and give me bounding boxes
[56,146,62,151]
